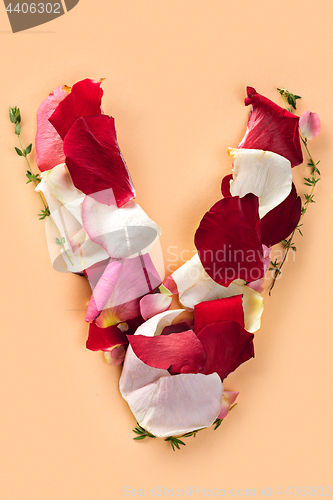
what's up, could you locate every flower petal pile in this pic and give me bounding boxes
[30,80,320,446]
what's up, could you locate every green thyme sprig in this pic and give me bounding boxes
[269,92,320,294]
[277,88,301,112]
[9,106,73,265]
[133,404,237,451]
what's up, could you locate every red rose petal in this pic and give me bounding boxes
[49,78,103,139]
[197,321,254,380]
[86,322,128,351]
[261,184,302,247]
[194,194,264,286]
[161,321,193,336]
[194,295,244,335]
[239,86,303,168]
[221,174,232,198]
[127,331,207,375]
[63,115,136,207]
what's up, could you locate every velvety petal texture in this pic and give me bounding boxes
[228,148,292,218]
[170,254,263,333]
[239,86,303,167]
[260,184,302,247]
[63,115,135,207]
[49,78,103,139]
[193,295,245,334]
[128,330,207,375]
[197,321,254,380]
[195,194,264,286]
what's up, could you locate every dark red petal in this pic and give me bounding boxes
[86,321,128,351]
[49,78,103,139]
[194,194,264,286]
[63,115,136,207]
[221,174,232,198]
[197,321,254,380]
[127,331,207,375]
[161,321,193,336]
[261,183,302,247]
[194,295,244,335]
[240,86,303,168]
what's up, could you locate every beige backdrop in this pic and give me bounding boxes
[1,1,332,499]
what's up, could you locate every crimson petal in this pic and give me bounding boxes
[221,174,232,198]
[127,331,207,375]
[86,322,128,351]
[261,184,302,247]
[49,78,103,139]
[194,194,264,286]
[239,86,303,167]
[197,321,254,380]
[194,295,244,335]
[63,115,136,207]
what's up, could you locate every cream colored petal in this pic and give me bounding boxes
[172,254,263,333]
[36,179,109,272]
[228,148,292,218]
[82,196,162,259]
[41,163,85,223]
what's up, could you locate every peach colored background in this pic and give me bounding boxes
[1,1,332,499]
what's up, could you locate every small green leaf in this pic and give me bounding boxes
[15,147,23,156]
[55,237,66,246]
[214,419,223,430]
[158,284,172,297]
[38,207,51,220]
[25,143,32,155]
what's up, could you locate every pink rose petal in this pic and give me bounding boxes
[85,260,123,322]
[299,110,321,140]
[217,391,239,419]
[35,85,68,171]
[163,275,178,295]
[104,345,126,366]
[248,244,271,293]
[139,293,172,320]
